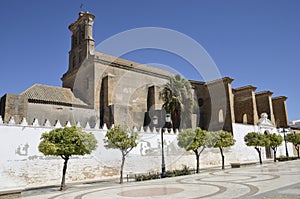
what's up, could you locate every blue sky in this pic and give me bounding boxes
[0,0,299,120]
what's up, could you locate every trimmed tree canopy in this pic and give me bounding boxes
[265,133,283,162]
[38,126,98,190]
[244,132,266,147]
[244,132,266,164]
[286,133,300,146]
[177,127,208,173]
[211,130,236,148]
[38,126,98,157]
[177,127,208,151]
[286,133,300,158]
[265,133,283,148]
[210,130,235,170]
[104,125,138,183]
[104,125,138,152]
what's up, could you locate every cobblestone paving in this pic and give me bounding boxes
[11,160,300,198]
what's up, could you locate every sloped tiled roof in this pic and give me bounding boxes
[21,84,88,107]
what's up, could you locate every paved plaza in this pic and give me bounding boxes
[9,160,300,198]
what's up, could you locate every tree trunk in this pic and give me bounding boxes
[60,155,69,191]
[255,147,262,165]
[194,151,200,173]
[120,155,125,184]
[219,147,225,170]
[273,148,277,162]
[296,146,299,159]
[172,109,181,130]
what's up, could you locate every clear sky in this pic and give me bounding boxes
[0,0,299,120]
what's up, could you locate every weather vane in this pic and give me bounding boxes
[80,4,84,11]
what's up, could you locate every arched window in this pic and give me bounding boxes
[198,98,204,107]
[218,109,224,123]
[243,114,248,124]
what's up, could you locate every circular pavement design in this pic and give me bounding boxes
[117,187,184,197]
[18,160,300,199]
[78,184,220,199]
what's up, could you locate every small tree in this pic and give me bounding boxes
[38,126,97,190]
[210,130,236,170]
[104,125,138,184]
[265,133,283,162]
[244,132,266,164]
[286,133,300,158]
[177,127,208,173]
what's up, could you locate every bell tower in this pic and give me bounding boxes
[68,11,95,70]
[62,11,95,90]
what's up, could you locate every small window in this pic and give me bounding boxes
[86,77,89,90]
[219,109,224,123]
[198,98,204,107]
[243,114,248,124]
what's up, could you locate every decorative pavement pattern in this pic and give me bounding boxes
[15,160,300,199]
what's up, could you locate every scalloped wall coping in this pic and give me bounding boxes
[0,116,179,133]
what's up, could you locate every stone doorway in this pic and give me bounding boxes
[264,131,272,159]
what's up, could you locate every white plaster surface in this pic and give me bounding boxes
[0,122,295,191]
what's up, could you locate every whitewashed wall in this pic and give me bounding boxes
[0,120,295,191]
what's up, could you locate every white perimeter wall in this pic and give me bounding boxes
[0,122,294,191]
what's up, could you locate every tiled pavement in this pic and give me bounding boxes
[6,160,300,198]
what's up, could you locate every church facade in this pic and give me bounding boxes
[0,11,295,191]
[0,11,289,132]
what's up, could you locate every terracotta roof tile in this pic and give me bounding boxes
[21,84,88,106]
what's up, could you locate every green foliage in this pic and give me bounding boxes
[166,165,190,177]
[160,74,192,107]
[38,126,98,190]
[265,133,283,148]
[286,133,300,158]
[159,74,193,129]
[177,128,208,173]
[286,133,300,146]
[210,130,236,148]
[104,125,139,183]
[209,130,235,170]
[104,125,138,154]
[135,173,160,181]
[244,132,267,164]
[265,133,283,162]
[277,155,298,161]
[135,165,191,181]
[177,127,208,152]
[244,132,266,147]
[38,126,98,157]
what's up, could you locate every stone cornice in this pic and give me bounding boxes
[205,77,234,86]
[255,91,273,97]
[272,96,288,101]
[233,85,257,93]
